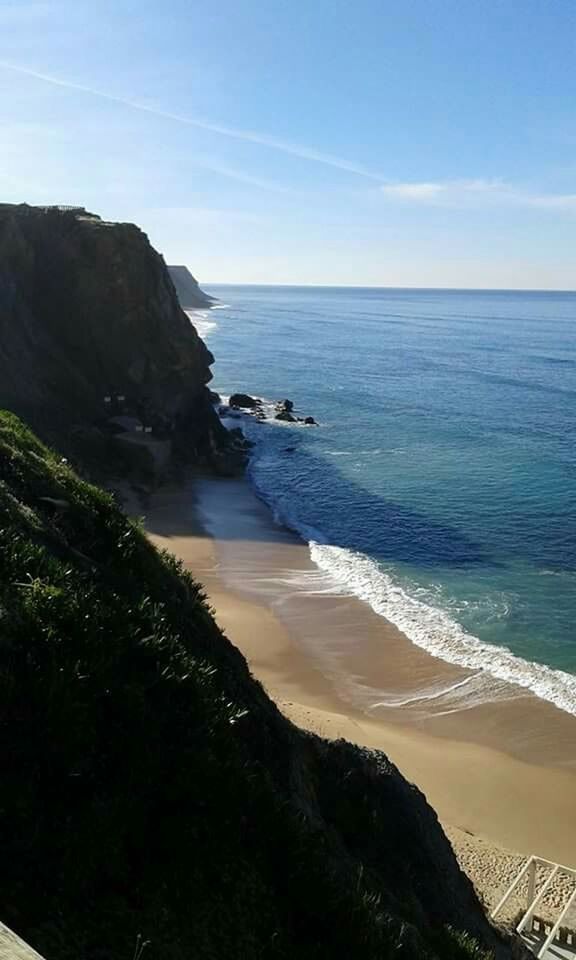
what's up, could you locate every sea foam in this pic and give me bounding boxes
[185,308,217,339]
[307,541,576,717]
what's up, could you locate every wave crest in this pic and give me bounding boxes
[309,542,576,716]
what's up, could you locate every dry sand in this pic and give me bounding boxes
[143,471,576,910]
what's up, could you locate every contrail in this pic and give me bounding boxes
[0,60,385,182]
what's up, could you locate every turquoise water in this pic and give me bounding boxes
[197,286,576,714]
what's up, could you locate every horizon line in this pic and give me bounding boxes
[200,281,576,294]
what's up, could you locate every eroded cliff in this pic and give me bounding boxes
[168,264,215,308]
[0,204,227,468]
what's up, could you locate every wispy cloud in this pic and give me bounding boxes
[382,182,446,200]
[190,159,289,193]
[381,178,576,210]
[0,60,385,183]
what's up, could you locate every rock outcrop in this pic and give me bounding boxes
[0,204,227,468]
[229,392,261,409]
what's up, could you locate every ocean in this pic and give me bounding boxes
[192,285,576,716]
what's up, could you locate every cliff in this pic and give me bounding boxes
[0,411,520,960]
[0,204,228,471]
[167,264,215,308]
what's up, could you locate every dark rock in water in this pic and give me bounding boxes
[275,410,297,423]
[304,416,317,425]
[230,393,261,409]
[275,398,294,414]
[284,446,296,452]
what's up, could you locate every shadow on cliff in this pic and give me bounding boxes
[146,422,490,569]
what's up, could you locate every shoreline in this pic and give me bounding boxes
[144,470,576,870]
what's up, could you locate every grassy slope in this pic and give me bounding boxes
[0,411,502,959]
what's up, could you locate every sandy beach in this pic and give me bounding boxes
[144,470,576,910]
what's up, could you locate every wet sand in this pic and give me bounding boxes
[144,472,576,868]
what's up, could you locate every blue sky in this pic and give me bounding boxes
[1,0,575,287]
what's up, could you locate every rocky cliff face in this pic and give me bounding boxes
[0,204,225,463]
[168,264,215,308]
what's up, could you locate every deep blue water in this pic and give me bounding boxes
[197,286,576,713]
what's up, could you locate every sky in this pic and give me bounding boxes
[1,0,575,288]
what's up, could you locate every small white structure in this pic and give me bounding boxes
[491,855,576,958]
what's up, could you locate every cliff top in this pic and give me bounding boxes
[0,202,95,219]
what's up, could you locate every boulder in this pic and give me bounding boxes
[304,416,317,425]
[209,449,248,477]
[275,410,297,423]
[275,399,294,414]
[229,393,260,409]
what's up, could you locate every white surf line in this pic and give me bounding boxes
[309,542,576,717]
[369,673,482,709]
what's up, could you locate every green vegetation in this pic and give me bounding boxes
[0,411,502,959]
